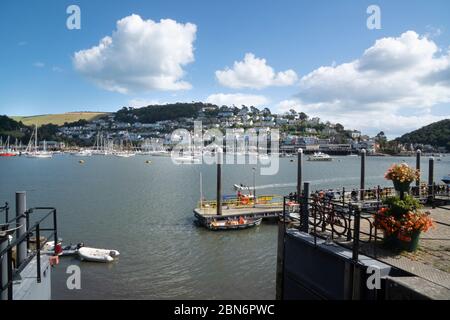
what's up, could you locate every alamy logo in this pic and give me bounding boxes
[66,265,81,290]
[170,121,280,175]
[366,265,381,290]
[66,5,81,30]
[367,5,381,30]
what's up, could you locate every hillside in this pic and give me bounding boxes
[0,115,26,139]
[114,102,216,123]
[395,119,450,151]
[12,112,108,127]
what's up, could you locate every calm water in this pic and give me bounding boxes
[0,154,448,299]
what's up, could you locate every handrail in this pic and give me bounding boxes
[0,207,57,300]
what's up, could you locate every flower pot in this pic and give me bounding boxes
[383,231,420,252]
[393,180,411,193]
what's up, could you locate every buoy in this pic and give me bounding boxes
[79,160,85,164]
[145,160,152,164]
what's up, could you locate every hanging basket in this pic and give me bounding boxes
[393,180,411,193]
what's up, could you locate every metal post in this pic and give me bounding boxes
[360,149,366,201]
[252,167,256,207]
[7,248,12,300]
[4,202,8,224]
[15,192,27,267]
[275,197,287,300]
[0,237,8,300]
[416,149,421,189]
[428,157,434,204]
[36,224,41,283]
[297,148,303,203]
[352,205,361,262]
[300,182,310,232]
[53,209,58,256]
[216,153,222,216]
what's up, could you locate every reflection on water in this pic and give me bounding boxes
[0,155,448,299]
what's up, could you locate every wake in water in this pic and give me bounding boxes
[253,175,385,190]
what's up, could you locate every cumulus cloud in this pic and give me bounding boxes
[215,53,298,89]
[73,14,197,94]
[128,98,162,108]
[282,31,450,136]
[206,93,269,107]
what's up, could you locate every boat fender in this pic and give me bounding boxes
[49,255,59,266]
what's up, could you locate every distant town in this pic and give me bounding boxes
[1,103,449,155]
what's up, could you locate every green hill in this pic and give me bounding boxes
[11,112,108,127]
[395,119,450,151]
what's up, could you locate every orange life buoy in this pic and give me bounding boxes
[241,197,249,205]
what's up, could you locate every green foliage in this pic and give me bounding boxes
[116,102,217,123]
[383,194,422,216]
[395,119,450,151]
[0,115,23,131]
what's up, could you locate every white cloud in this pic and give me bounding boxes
[73,14,197,94]
[52,66,63,72]
[276,99,448,137]
[206,93,269,107]
[128,98,162,108]
[215,53,298,89]
[33,62,45,68]
[282,31,450,136]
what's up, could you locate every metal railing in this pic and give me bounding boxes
[0,202,8,224]
[282,190,385,262]
[0,207,57,300]
[198,194,284,211]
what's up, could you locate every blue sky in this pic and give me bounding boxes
[0,0,449,137]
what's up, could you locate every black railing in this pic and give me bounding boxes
[0,202,9,225]
[283,192,384,263]
[0,207,57,300]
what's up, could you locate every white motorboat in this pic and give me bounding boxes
[307,152,332,161]
[173,155,201,164]
[73,149,93,157]
[114,151,136,158]
[78,247,120,263]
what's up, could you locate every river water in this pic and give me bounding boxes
[0,154,448,299]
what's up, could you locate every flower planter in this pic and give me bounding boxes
[393,180,411,193]
[383,231,421,252]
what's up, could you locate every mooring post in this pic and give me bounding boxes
[428,157,434,204]
[15,191,27,267]
[360,149,366,201]
[275,197,287,300]
[416,149,421,189]
[300,182,310,232]
[297,148,303,203]
[216,149,222,216]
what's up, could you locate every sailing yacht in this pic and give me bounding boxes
[26,126,52,158]
[0,136,17,157]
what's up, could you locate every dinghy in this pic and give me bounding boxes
[207,217,262,231]
[78,247,120,263]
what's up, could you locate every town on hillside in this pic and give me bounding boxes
[1,103,448,155]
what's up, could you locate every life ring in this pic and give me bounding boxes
[241,197,249,205]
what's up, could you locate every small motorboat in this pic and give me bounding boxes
[78,247,120,263]
[207,217,262,231]
[307,152,333,161]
